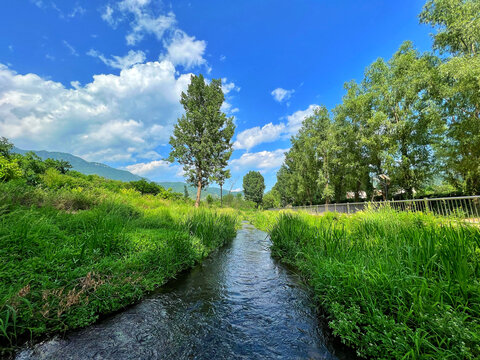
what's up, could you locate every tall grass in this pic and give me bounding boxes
[267,209,480,359]
[0,182,238,355]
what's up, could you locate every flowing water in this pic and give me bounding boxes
[17,223,354,360]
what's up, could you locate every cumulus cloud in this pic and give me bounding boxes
[101,1,208,71]
[234,123,285,150]
[233,105,318,150]
[230,149,288,172]
[125,159,176,176]
[87,49,146,69]
[163,30,206,69]
[0,61,191,164]
[271,87,294,103]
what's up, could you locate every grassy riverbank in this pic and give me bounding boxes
[254,210,480,359]
[0,179,238,355]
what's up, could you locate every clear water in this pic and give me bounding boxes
[17,223,355,360]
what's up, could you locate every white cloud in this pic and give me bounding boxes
[230,149,288,172]
[0,61,191,164]
[102,0,176,45]
[87,49,146,69]
[163,30,206,69]
[286,104,318,134]
[271,88,294,103]
[221,102,239,115]
[233,104,318,150]
[234,123,285,150]
[101,1,208,71]
[101,5,115,26]
[63,40,79,56]
[125,159,174,176]
[221,78,240,94]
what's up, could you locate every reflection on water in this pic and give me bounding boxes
[17,222,354,360]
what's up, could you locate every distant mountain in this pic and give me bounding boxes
[159,181,243,199]
[13,147,142,182]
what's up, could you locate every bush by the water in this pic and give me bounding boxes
[264,210,480,359]
[0,175,237,355]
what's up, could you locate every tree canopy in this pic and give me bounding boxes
[168,74,235,207]
[243,171,265,207]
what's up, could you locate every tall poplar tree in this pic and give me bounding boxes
[168,74,235,207]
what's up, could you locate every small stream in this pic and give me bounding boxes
[17,222,354,360]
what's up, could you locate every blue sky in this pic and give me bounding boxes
[0,0,432,191]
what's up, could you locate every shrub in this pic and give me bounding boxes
[0,157,22,182]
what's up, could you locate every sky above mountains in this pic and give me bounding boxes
[0,0,432,190]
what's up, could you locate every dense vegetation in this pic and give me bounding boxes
[251,209,480,358]
[270,0,480,206]
[0,144,238,355]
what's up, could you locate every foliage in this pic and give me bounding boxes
[261,209,480,359]
[419,0,480,195]
[0,137,14,159]
[168,74,235,207]
[262,190,280,209]
[221,192,257,210]
[242,171,265,207]
[0,157,22,182]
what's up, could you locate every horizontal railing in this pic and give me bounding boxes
[269,196,480,222]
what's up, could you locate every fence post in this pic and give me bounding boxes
[424,198,429,213]
[347,203,350,214]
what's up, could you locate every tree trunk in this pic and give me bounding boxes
[220,184,223,207]
[195,180,202,208]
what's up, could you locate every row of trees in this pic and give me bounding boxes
[272,0,480,206]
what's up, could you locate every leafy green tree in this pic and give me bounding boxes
[421,0,480,194]
[44,158,72,174]
[0,137,14,159]
[420,0,480,56]
[360,42,442,198]
[17,152,47,185]
[243,171,265,207]
[333,81,375,201]
[262,189,280,209]
[183,185,189,200]
[130,179,164,195]
[168,74,235,207]
[273,165,296,206]
[205,194,214,205]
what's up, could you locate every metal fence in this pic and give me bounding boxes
[270,196,480,222]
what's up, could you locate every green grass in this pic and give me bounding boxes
[259,209,480,359]
[0,181,238,355]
